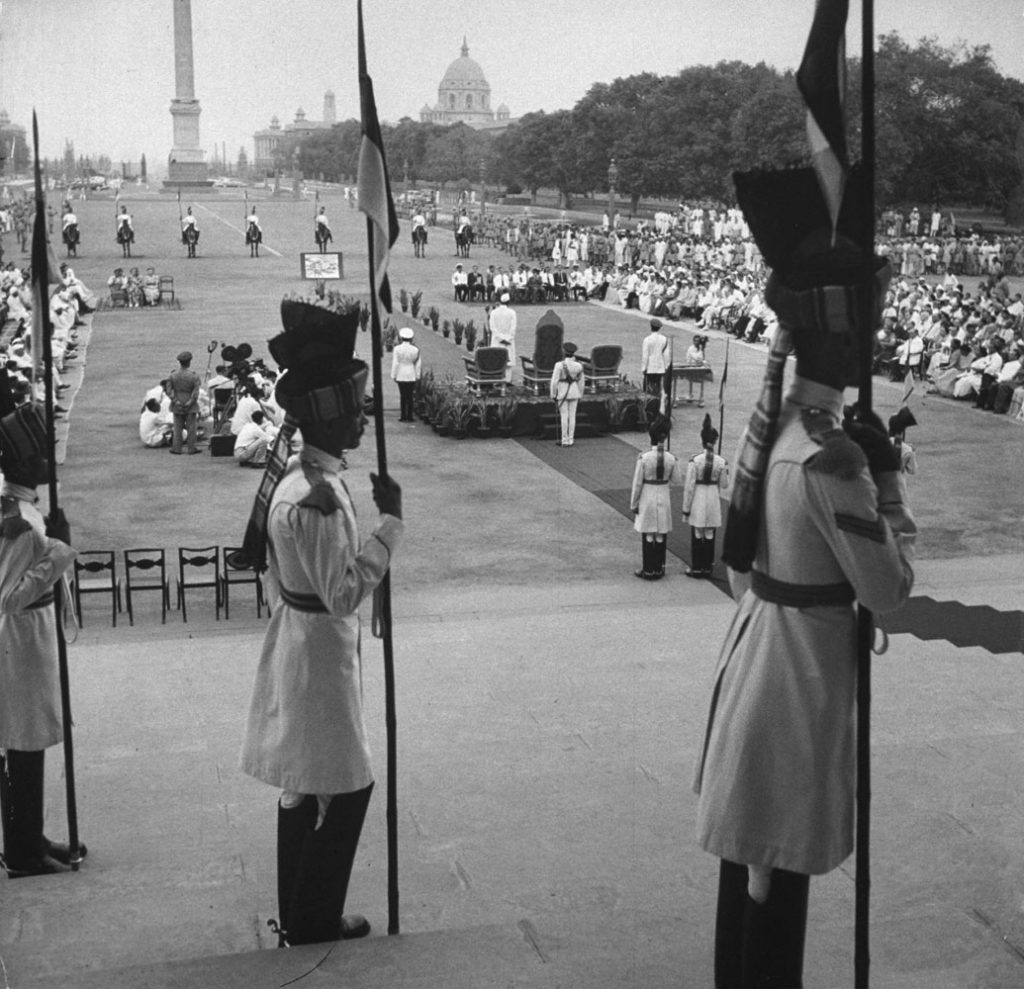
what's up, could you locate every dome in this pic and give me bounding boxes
[440,37,489,88]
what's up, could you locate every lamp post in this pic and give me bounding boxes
[479,157,486,218]
[403,157,409,204]
[607,157,619,231]
[292,146,301,200]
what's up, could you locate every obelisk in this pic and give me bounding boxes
[165,0,211,188]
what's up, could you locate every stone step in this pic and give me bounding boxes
[535,411,600,441]
[18,922,559,989]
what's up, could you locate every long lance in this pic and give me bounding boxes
[176,189,183,245]
[855,0,876,984]
[717,336,730,455]
[32,111,83,869]
[357,0,399,934]
[243,189,248,240]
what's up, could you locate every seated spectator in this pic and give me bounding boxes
[126,267,143,308]
[451,263,468,301]
[978,344,1023,411]
[142,267,160,306]
[952,337,1005,399]
[233,409,275,466]
[931,343,974,396]
[107,267,127,300]
[891,327,925,380]
[139,397,173,447]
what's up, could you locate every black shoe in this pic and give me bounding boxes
[169,449,182,454]
[684,568,704,579]
[4,853,72,878]
[340,914,371,940]
[44,837,87,865]
[634,569,653,580]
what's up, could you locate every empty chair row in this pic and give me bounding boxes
[72,546,265,627]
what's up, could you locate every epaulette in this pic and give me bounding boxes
[801,408,867,479]
[0,516,32,540]
[298,481,343,515]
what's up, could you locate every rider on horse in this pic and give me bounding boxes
[247,207,262,239]
[117,205,134,239]
[181,207,200,244]
[315,206,332,245]
[62,207,78,236]
[411,207,427,256]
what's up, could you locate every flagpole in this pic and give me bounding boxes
[717,336,730,455]
[856,0,876,985]
[32,112,83,870]
[357,0,400,936]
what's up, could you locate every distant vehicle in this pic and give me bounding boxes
[213,176,245,188]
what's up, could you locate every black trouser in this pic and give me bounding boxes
[643,372,664,395]
[277,784,373,946]
[0,749,46,871]
[397,381,415,421]
[714,859,810,989]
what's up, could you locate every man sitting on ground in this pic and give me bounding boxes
[139,398,173,447]
[233,409,275,467]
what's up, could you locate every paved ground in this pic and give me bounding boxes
[0,189,1021,988]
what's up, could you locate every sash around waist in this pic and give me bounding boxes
[26,590,55,611]
[644,479,669,485]
[750,570,855,608]
[279,585,328,613]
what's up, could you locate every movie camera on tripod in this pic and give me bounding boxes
[211,341,276,434]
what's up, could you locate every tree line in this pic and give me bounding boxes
[282,33,1024,219]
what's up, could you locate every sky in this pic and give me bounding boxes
[4,0,1024,171]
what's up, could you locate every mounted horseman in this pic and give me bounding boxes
[61,206,79,258]
[410,204,427,258]
[115,204,134,258]
[181,206,200,258]
[314,205,332,251]
[245,206,263,258]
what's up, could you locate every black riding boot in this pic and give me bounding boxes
[714,859,749,988]
[702,534,717,576]
[651,537,667,578]
[286,784,373,946]
[636,538,654,579]
[0,749,66,877]
[741,868,810,988]
[686,530,702,577]
[275,795,318,945]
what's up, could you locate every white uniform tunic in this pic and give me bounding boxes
[0,485,77,750]
[694,377,916,875]
[240,447,403,795]
[631,445,682,534]
[682,449,729,530]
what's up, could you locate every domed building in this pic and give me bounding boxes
[420,38,511,130]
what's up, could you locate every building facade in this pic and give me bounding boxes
[420,38,511,131]
[253,91,337,175]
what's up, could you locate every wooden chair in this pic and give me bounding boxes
[519,310,565,395]
[123,548,170,625]
[177,545,222,623]
[581,345,624,393]
[73,550,121,627]
[108,288,128,309]
[158,275,175,305]
[221,546,264,619]
[463,347,508,395]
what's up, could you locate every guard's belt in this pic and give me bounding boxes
[750,570,855,608]
[278,586,328,613]
[25,591,55,611]
[644,479,669,485]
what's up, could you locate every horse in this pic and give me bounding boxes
[315,224,332,252]
[182,224,199,258]
[246,220,262,257]
[116,219,134,258]
[412,224,428,258]
[454,223,473,259]
[62,223,80,258]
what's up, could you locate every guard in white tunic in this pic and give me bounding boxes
[629,416,682,579]
[549,342,585,446]
[695,198,915,985]
[239,300,404,946]
[0,376,85,877]
[681,414,729,578]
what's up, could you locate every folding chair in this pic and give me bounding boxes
[221,546,264,619]
[158,275,175,305]
[73,550,121,627]
[123,548,170,625]
[177,545,221,622]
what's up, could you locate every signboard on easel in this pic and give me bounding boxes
[300,252,344,280]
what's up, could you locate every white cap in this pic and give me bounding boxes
[500,293,510,303]
[399,327,414,340]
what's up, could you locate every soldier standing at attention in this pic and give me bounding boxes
[0,374,86,877]
[165,350,202,455]
[681,414,729,579]
[630,416,681,580]
[239,299,403,946]
[549,342,585,447]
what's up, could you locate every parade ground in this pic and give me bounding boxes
[0,188,1022,988]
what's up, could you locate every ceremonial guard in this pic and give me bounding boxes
[549,341,585,446]
[694,169,916,984]
[630,416,681,579]
[315,206,332,245]
[116,204,134,247]
[681,415,729,578]
[181,206,199,242]
[390,326,421,422]
[0,374,85,877]
[239,299,403,946]
[489,293,517,383]
[165,350,202,454]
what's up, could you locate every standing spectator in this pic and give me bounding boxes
[630,416,681,580]
[681,415,729,578]
[239,299,403,946]
[489,293,517,383]
[390,327,421,423]
[641,318,670,394]
[165,350,202,454]
[0,377,85,877]
[549,342,585,447]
